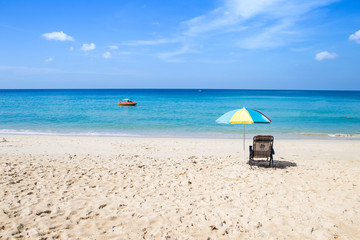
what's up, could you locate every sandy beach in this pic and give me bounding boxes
[1,134,360,239]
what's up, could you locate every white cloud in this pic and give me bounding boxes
[123,38,181,46]
[183,0,339,48]
[109,45,118,50]
[42,31,74,41]
[349,30,360,44]
[158,45,190,60]
[45,57,54,62]
[69,47,74,51]
[124,0,338,61]
[226,0,278,19]
[80,43,96,51]
[239,20,291,49]
[315,51,337,61]
[117,51,133,55]
[103,52,112,58]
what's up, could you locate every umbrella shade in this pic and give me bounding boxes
[216,107,271,164]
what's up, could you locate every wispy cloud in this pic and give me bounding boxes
[45,57,54,62]
[123,38,181,46]
[0,65,59,73]
[157,45,191,60]
[238,20,292,49]
[183,0,339,48]
[116,51,133,55]
[121,38,188,61]
[125,0,338,60]
[80,43,96,51]
[42,31,74,41]
[103,52,112,58]
[349,30,360,44]
[291,47,311,52]
[315,51,337,61]
[109,45,118,50]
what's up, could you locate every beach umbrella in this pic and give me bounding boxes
[216,107,271,164]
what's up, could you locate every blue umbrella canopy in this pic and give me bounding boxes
[216,107,271,124]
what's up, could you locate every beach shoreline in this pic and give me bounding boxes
[1,134,360,239]
[1,130,360,141]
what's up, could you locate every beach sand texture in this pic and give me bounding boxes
[1,135,360,239]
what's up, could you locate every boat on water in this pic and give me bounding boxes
[118,99,137,106]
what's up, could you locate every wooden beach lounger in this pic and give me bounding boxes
[249,135,275,167]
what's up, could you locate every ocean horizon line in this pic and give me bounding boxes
[1,88,360,92]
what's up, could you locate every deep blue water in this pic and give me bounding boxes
[1,89,360,138]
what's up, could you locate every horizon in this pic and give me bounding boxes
[1,88,360,92]
[1,0,360,90]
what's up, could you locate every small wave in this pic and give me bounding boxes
[327,133,360,138]
[0,129,141,137]
[300,132,360,138]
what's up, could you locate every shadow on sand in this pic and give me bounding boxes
[250,159,297,169]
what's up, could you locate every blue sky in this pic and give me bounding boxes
[0,0,360,90]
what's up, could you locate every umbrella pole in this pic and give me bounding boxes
[243,124,245,165]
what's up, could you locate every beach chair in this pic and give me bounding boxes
[249,135,275,167]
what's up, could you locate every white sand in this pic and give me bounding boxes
[1,135,360,239]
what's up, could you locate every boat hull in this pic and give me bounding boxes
[118,102,137,106]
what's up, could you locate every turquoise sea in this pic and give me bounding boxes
[1,89,360,138]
